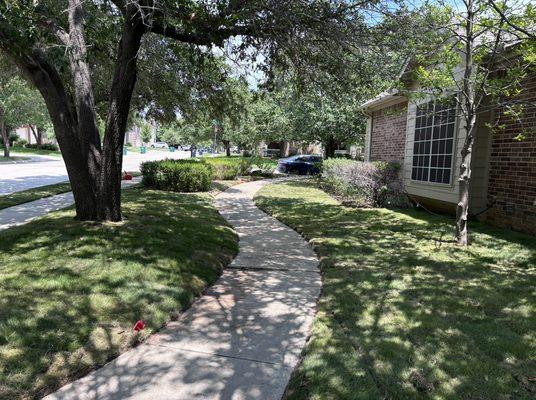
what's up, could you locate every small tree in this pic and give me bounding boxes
[140,122,153,146]
[0,68,50,157]
[409,0,536,245]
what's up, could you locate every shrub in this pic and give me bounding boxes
[203,157,249,180]
[201,156,278,179]
[246,157,278,177]
[0,132,19,147]
[321,159,403,207]
[14,138,28,147]
[141,159,212,192]
[25,143,59,151]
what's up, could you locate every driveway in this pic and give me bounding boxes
[0,151,191,195]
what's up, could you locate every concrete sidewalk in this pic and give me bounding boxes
[0,178,141,231]
[44,179,321,400]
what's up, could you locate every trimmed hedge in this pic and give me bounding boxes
[140,159,213,192]
[141,156,279,192]
[25,143,59,151]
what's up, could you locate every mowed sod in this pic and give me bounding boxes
[0,187,238,399]
[255,181,536,400]
[0,182,72,210]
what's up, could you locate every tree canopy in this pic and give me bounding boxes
[1,0,389,221]
[0,60,50,156]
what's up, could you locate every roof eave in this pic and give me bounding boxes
[360,90,407,111]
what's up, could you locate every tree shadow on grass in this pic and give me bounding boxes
[39,180,321,400]
[0,188,238,399]
[255,181,536,400]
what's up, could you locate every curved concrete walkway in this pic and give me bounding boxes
[45,179,321,400]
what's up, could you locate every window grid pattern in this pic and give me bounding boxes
[411,99,456,184]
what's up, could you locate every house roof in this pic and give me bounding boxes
[359,90,407,111]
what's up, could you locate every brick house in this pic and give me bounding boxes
[361,76,536,235]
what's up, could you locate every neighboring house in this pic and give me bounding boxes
[124,125,144,147]
[15,125,55,145]
[361,75,536,235]
[259,141,323,157]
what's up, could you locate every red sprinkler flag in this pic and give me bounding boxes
[133,320,145,332]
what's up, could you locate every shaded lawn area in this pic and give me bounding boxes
[0,182,72,210]
[0,187,238,399]
[0,156,31,163]
[254,181,536,400]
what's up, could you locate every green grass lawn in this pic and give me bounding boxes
[9,147,62,157]
[254,181,536,400]
[0,182,72,210]
[0,188,238,399]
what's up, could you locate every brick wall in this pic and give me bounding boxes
[483,75,536,235]
[370,102,408,163]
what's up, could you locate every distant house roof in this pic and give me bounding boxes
[360,90,407,111]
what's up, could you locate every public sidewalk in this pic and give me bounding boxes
[44,179,321,400]
[0,178,141,231]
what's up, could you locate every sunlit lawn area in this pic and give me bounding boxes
[9,147,62,157]
[255,181,536,400]
[0,187,238,399]
[0,182,72,210]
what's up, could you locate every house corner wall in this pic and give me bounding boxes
[481,75,536,235]
[369,101,408,163]
[364,116,372,162]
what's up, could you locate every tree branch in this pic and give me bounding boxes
[149,20,256,46]
[487,0,536,39]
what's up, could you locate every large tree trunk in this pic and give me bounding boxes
[21,51,99,219]
[68,0,102,209]
[99,17,144,221]
[4,3,144,222]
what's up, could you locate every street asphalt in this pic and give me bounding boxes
[0,150,191,196]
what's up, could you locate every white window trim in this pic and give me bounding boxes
[410,97,460,187]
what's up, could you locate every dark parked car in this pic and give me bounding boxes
[277,154,323,175]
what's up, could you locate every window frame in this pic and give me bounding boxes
[410,96,459,186]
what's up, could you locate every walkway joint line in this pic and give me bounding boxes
[44,178,321,400]
[151,344,282,366]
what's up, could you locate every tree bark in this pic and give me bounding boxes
[29,125,43,146]
[21,51,99,219]
[282,141,291,157]
[324,136,338,158]
[99,16,145,221]
[456,0,476,246]
[37,126,44,146]
[68,0,102,205]
[456,125,475,246]
[1,110,10,158]
[223,139,231,157]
